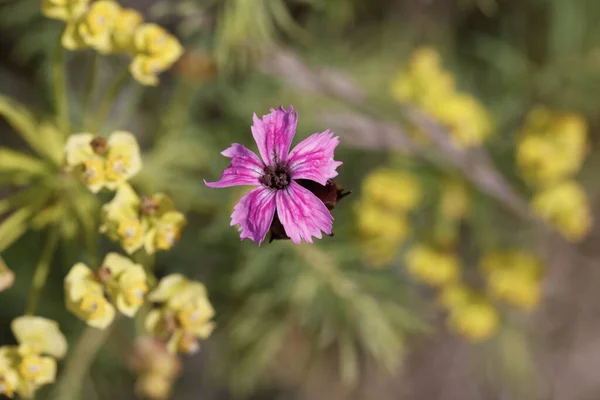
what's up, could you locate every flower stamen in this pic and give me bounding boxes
[260,163,291,190]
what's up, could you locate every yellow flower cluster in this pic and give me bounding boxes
[356,168,422,266]
[515,108,592,241]
[101,184,186,255]
[0,316,67,398]
[65,131,142,193]
[516,107,588,186]
[532,180,592,242]
[65,253,148,329]
[404,244,460,287]
[439,284,500,343]
[129,338,181,400]
[391,47,493,148]
[145,275,215,355]
[433,248,544,342]
[42,0,183,86]
[481,250,543,311]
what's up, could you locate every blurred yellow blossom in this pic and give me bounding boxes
[391,47,492,148]
[62,0,122,52]
[64,263,116,329]
[100,184,145,253]
[435,93,493,148]
[102,253,148,317]
[362,168,422,211]
[448,298,499,342]
[64,132,142,193]
[145,275,215,354]
[42,0,89,21]
[129,338,181,400]
[481,250,543,311]
[100,185,186,255]
[517,108,588,186]
[0,257,14,292]
[405,244,460,287]
[11,317,67,359]
[111,8,144,52]
[439,178,470,220]
[531,180,592,241]
[0,317,67,398]
[391,47,456,109]
[357,202,409,241]
[136,373,173,400]
[130,24,184,86]
[17,355,56,387]
[437,282,471,310]
[0,347,19,398]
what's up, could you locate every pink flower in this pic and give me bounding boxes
[204,106,343,245]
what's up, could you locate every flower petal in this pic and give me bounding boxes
[288,130,343,185]
[276,181,333,244]
[251,106,298,165]
[231,187,277,245]
[204,144,264,188]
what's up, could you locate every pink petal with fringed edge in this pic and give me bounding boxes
[230,186,277,245]
[204,144,264,188]
[287,130,343,185]
[250,106,298,165]
[276,181,333,244]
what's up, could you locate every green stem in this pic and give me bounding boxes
[82,52,99,130]
[49,324,114,400]
[26,227,59,315]
[92,67,131,134]
[53,41,69,136]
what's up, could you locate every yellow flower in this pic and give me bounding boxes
[135,373,173,400]
[111,8,144,52]
[362,168,422,211]
[81,159,105,188]
[531,180,592,241]
[489,270,540,311]
[11,317,67,359]
[142,194,186,255]
[391,47,456,108]
[134,24,183,63]
[100,184,144,254]
[0,257,14,292]
[481,250,543,311]
[130,337,181,378]
[0,348,19,399]
[480,250,542,278]
[437,283,471,310]
[439,178,470,220]
[42,0,89,21]
[404,244,460,287]
[101,186,186,255]
[517,108,588,186]
[102,253,148,317]
[77,0,121,53]
[435,93,493,148]
[145,275,215,354]
[130,24,183,86]
[448,299,499,343]
[17,355,56,386]
[64,263,116,329]
[356,202,409,241]
[64,132,142,193]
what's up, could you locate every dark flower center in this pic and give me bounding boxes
[260,163,291,190]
